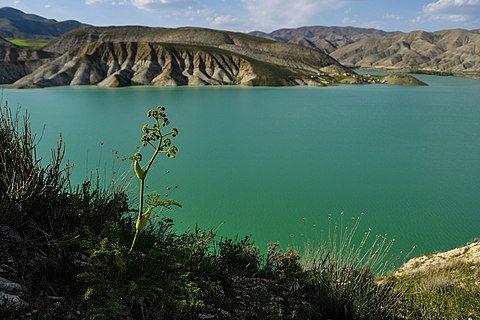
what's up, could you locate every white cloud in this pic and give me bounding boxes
[208,15,239,27]
[383,13,402,21]
[342,17,356,25]
[424,0,480,23]
[86,0,193,10]
[242,0,346,30]
[411,16,422,24]
[130,0,196,11]
[85,0,110,5]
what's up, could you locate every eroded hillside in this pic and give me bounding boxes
[0,37,58,84]
[332,29,480,74]
[11,26,354,88]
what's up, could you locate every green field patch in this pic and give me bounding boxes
[6,38,50,48]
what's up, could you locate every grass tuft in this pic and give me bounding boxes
[300,214,407,319]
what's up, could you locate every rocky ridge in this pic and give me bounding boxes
[11,26,354,88]
[250,26,399,54]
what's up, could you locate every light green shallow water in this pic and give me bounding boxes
[2,74,480,257]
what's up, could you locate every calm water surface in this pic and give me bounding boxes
[2,74,480,257]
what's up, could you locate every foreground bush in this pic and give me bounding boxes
[0,104,67,230]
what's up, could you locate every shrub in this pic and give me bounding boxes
[74,219,214,319]
[0,103,68,229]
[215,236,261,277]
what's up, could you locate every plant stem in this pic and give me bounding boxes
[129,178,145,253]
[145,139,162,175]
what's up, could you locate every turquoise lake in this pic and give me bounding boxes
[2,74,480,258]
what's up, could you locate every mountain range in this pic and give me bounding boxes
[250,26,400,54]
[252,26,480,76]
[0,7,478,88]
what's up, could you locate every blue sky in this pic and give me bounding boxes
[1,0,479,32]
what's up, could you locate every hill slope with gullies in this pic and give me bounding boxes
[331,29,480,75]
[12,26,355,88]
[255,27,480,76]
[0,36,58,84]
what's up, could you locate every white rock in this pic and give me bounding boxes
[0,276,28,293]
[0,291,29,310]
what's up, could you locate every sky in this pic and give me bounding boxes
[1,0,479,33]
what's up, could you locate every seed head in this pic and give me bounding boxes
[163,138,172,147]
[130,152,142,161]
[167,145,178,158]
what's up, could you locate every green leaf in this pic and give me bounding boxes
[146,193,182,208]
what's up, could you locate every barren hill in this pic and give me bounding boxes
[256,27,480,75]
[12,26,353,88]
[332,29,480,74]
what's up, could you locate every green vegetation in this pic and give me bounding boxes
[6,38,49,48]
[409,69,455,77]
[387,260,480,319]
[1,102,479,319]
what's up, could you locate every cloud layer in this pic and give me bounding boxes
[83,0,347,30]
[424,0,480,23]
[242,0,346,30]
[80,0,480,31]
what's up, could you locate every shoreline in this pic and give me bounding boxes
[353,67,480,79]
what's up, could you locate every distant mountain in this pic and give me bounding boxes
[12,26,354,88]
[0,7,89,39]
[331,29,480,74]
[250,26,400,54]
[254,26,480,75]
